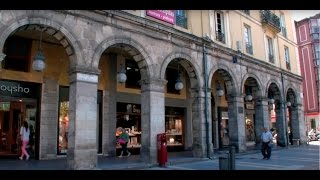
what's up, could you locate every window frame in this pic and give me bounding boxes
[267,36,274,63]
[244,24,253,54]
[215,11,225,43]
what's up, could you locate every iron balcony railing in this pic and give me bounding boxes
[314,58,320,66]
[245,43,253,54]
[216,31,225,43]
[260,10,281,33]
[286,62,291,70]
[176,15,188,29]
[281,27,287,38]
[269,54,274,63]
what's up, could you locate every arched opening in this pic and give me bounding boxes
[0,24,76,160]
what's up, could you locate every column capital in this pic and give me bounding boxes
[140,78,167,92]
[69,66,100,84]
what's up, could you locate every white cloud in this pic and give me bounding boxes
[292,10,320,21]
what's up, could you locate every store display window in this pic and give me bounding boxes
[165,106,185,151]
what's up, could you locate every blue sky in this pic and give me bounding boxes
[292,10,320,21]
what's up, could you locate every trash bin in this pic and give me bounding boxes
[219,156,229,170]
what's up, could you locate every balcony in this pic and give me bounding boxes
[245,43,253,54]
[215,31,225,43]
[286,62,291,70]
[281,27,287,38]
[176,15,188,29]
[269,54,274,63]
[260,10,281,33]
[314,58,320,66]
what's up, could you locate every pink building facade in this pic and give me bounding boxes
[295,14,320,134]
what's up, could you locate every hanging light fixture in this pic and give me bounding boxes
[245,86,253,101]
[117,63,127,83]
[216,81,224,97]
[32,26,46,72]
[175,62,183,91]
[286,101,291,107]
[269,92,275,104]
[0,53,6,71]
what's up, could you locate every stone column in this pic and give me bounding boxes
[227,94,246,152]
[102,54,117,156]
[39,78,59,159]
[67,67,99,169]
[254,97,270,143]
[275,101,287,146]
[190,88,213,158]
[291,103,306,144]
[140,78,166,164]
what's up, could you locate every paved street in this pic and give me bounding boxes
[0,141,318,170]
[144,141,320,170]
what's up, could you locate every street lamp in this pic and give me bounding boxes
[0,53,6,71]
[117,63,127,83]
[32,27,46,72]
[216,81,224,97]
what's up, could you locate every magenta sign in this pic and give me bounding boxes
[146,10,175,24]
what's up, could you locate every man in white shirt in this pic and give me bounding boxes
[260,127,273,160]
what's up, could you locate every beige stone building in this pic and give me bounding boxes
[0,10,304,169]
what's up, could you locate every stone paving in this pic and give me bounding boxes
[0,141,318,170]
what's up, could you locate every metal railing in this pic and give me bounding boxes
[281,27,287,38]
[286,62,291,70]
[260,10,281,33]
[176,15,188,29]
[245,43,253,54]
[269,54,274,63]
[215,31,225,43]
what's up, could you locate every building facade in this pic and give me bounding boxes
[295,14,320,135]
[0,10,304,169]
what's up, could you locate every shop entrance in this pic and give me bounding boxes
[0,80,40,159]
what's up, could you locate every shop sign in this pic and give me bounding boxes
[146,10,175,24]
[0,80,40,98]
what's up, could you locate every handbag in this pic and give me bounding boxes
[118,138,126,144]
[268,142,274,148]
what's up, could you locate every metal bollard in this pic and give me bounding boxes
[219,155,229,170]
[228,146,236,170]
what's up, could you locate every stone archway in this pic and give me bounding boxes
[242,75,263,149]
[160,52,207,158]
[209,67,237,150]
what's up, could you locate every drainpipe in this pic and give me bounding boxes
[281,72,289,147]
[203,43,211,159]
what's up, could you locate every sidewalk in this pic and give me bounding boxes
[0,144,306,170]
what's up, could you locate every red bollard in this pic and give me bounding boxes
[157,133,167,167]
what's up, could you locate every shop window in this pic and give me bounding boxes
[57,86,69,154]
[165,106,184,151]
[125,59,141,89]
[116,102,141,155]
[166,67,181,95]
[57,86,103,154]
[3,36,31,72]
